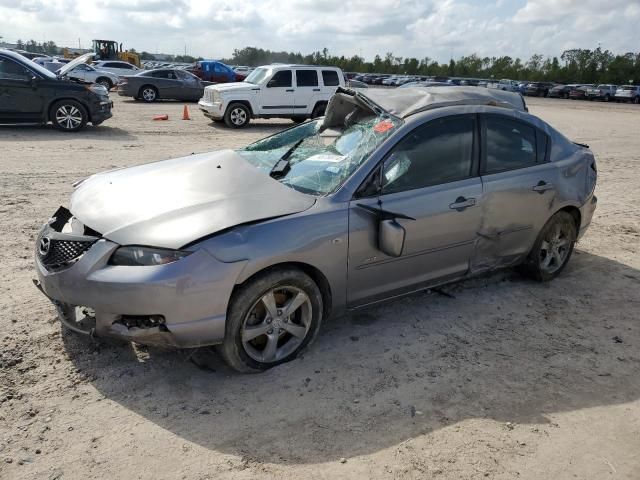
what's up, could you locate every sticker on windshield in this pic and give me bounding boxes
[373,119,395,133]
[306,153,346,163]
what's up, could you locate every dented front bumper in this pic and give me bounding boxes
[34,221,245,348]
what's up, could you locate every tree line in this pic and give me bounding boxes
[10,39,640,84]
[225,46,640,85]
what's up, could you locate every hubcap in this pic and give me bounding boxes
[241,286,312,363]
[539,223,571,274]
[55,105,82,130]
[143,88,156,101]
[230,107,247,125]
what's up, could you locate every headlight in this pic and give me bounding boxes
[109,246,191,266]
[87,84,108,95]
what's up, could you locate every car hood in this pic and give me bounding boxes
[57,52,95,76]
[69,150,316,249]
[208,82,256,93]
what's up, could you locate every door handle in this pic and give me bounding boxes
[532,181,554,194]
[313,88,320,92]
[449,196,476,211]
[285,89,294,92]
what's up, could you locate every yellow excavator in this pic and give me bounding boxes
[63,40,141,67]
[91,40,140,67]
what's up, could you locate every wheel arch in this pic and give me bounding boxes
[311,100,328,115]
[232,261,333,321]
[226,100,254,116]
[556,205,581,234]
[95,76,113,87]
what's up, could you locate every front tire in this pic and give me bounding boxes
[518,211,577,282]
[95,77,113,90]
[218,268,323,373]
[224,102,250,128]
[50,100,88,132]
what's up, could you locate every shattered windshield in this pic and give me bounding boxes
[237,116,402,195]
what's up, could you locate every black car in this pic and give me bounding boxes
[117,69,212,102]
[0,50,112,131]
[548,84,575,99]
[524,82,555,97]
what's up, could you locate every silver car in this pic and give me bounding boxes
[34,87,598,372]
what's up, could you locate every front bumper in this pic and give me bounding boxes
[88,99,113,124]
[198,99,224,120]
[34,221,245,348]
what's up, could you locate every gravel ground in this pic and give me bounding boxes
[1,96,639,480]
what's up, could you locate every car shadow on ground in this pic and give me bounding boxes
[0,124,136,141]
[62,250,640,464]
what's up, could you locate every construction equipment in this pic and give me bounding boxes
[91,40,140,67]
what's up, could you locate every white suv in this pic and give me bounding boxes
[198,64,345,128]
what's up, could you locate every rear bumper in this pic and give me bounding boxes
[578,195,597,240]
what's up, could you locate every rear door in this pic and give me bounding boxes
[258,69,294,116]
[293,69,319,115]
[150,70,182,98]
[476,113,557,269]
[347,114,482,306]
[0,55,45,122]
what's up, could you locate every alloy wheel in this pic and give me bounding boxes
[142,88,156,101]
[55,105,83,130]
[241,286,312,363]
[230,107,247,126]
[539,223,571,274]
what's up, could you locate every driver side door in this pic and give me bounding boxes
[347,114,482,306]
[0,55,44,122]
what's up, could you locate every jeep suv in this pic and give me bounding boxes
[198,64,345,128]
[0,50,113,131]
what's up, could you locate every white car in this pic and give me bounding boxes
[91,60,143,78]
[198,64,345,128]
[61,62,120,90]
[614,85,640,104]
[487,79,520,92]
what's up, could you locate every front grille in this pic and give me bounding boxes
[38,237,96,270]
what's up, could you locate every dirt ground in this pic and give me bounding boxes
[1,95,639,480]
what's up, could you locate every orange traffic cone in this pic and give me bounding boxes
[182,105,191,120]
[153,114,169,121]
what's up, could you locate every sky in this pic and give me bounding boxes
[1,0,639,62]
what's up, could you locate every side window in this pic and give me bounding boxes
[151,71,169,78]
[213,63,222,73]
[0,58,32,81]
[296,70,318,87]
[484,116,537,173]
[322,70,340,86]
[104,63,119,68]
[119,63,133,70]
[382,116,475,194]
[267,70,292,88]
[536,130,548,164]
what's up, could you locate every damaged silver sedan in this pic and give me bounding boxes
[34,86,598,372]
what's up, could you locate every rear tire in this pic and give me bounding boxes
[311,103,326,118]
[95,77,113,90]
[218,268,323,373]
[224,102,250,128]
[518,211,577,282]
[50,100,88,132]
[139,85,158,102]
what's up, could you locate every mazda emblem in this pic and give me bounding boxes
[39,237,51,256]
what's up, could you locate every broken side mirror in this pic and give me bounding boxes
[379,219,406,257]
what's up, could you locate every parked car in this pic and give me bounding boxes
[117,69,212,102]
[189,61,245,83]
[585,84,617,101]
[92,60,143,78]
[61,62,120,90]
[569,85,592,100]
[487,79,520,92]
[548,84,576,99]
[614,85,640,103]
[346,79,368,88]
[398,81,450,88]
[34,86,597,372]
[198,64,345,127]
[0,50,112,131]
[524,82,555,97]
[233,66,251,75]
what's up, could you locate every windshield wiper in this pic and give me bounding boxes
[270,139,304,179]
